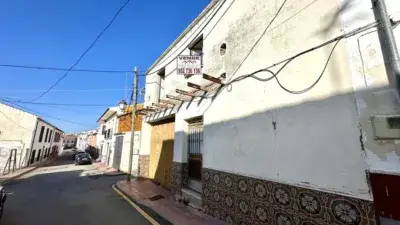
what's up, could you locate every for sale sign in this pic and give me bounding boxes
[177,55,202,75]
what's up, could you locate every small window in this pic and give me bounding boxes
[45,128,49,143]
[189,36,203,56]
[49,130,53,143]
[157,68,166,100]
[220,43,227,56]
[38,126,45,142]
[102,125,106,135]
[37,149,42,161]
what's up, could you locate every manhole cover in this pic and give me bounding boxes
[148,195,164,201]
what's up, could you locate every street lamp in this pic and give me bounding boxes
[119,100,127,111]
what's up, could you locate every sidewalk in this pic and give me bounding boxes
[115,179,224,225]
[92,162,125,176]
[0,158,55,185]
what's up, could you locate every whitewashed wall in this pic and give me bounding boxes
[31,120,62,164]
[141,0,400,200]
[0,103,37,168]
[119,131,141,173]
[340,0,400,175]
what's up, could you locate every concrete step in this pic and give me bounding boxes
[181,188,202,210]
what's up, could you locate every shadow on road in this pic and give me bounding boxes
[1,151,152,225]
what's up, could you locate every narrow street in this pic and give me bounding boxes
[1,150,151,225]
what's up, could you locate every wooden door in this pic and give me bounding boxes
[149,119,175,188]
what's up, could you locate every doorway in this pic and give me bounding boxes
[30,150,36,165]
[187,117,203,193]
[149,117,175,188]
[113,136,124,170]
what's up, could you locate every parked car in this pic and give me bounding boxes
[0,186,7,219]
[75,153,92,165]
[71,150,84,159]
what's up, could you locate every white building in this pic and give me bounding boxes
[0,102,64,172]
[96,105,142,174]
[76,130,96,152]
[140,0,400,224]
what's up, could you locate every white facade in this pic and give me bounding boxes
[96,106,141,174]
[0,102,64,170]
[76,130,96,152]
[98,107,119,166]
[143,0,400,204]
[31,119,63,164]
[0,103,37,170]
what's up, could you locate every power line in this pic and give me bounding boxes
[30,0,131,102]
[143,22,377,112]
[2,97,113,107]
[227,0,288,83]
[1,99,94,127]
[0,109,29,130]
[0,88,131,93]
[26,103,101,115]
[0,64,134,73]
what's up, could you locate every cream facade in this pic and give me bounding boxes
[0,102,63,172]
[141,0,400,224]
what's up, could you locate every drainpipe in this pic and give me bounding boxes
[371,0,400,93]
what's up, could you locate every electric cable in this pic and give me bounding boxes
[0,99,94,127]
[226,0,288,83]
[2,97,113,107]
[30,0,131,102]
[0,64,134,73]
[0,108,29,130]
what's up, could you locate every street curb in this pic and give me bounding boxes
[0,158,56,185]
[112,184,173,225]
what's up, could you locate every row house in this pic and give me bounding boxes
[96,103,143,174]
[62,134,77,149]
[0,102,64,173]
[139,0,400,224]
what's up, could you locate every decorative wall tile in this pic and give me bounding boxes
[202,168,376,225]
[171,161,188,195]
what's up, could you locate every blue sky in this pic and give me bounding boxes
[0,0,209,133]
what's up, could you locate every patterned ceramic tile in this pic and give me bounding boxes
[235,215,254,225]
[201,168,376,225]
[222,210,236,225]
[297,191,324,217]
[235,196,254,219]
[252,179,270,200]
[223,193,236,210]
[253,203,271,224]
[272,185,293,208]
[272,209,296,225]
[222,173,235,192]
[234,175,254,198]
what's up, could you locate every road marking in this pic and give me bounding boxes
[112,184,160,225]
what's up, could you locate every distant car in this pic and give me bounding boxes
[0,186,7,219]
[75,153,92,165]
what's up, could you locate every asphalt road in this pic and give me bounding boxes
[1,150,151,225]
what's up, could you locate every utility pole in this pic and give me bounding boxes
[127,66,138,181]
[371,0,400,92]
